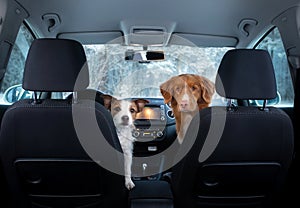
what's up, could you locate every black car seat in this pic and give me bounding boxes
[0,38,126,208]
[171,49,294,208]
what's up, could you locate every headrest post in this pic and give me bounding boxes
[32,91,41,105]
[226,99,237,112]
[263,99,266,109]
[73,91,78,104]
[259,99,269,112]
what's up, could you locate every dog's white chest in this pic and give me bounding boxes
[117,127,135,152]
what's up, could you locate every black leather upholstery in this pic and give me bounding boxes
[0,39,126,208]
[171,49,294,208]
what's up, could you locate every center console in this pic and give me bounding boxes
[129,99,175,208]
[133,98,176,155]
[132,104,167,142]
[131,98,177,180]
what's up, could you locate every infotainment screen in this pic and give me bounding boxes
[136,107,161,120]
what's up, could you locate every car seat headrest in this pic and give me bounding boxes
[23,38,89,92]
[215,49,277,100]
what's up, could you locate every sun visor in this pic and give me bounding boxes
[57,31,124,44]
[170,33,238,47]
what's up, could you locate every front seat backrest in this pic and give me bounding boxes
[171,49,294,208]
[0,38,126,208]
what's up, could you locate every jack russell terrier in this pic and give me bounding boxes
[102,95,148,190]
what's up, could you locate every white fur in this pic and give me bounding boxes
[113,100,136,190]
[183,83,190,103]
[177,113,194,144]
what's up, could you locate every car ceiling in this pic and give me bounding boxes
[10,0,300,48]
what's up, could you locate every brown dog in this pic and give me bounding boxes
[160,74,215,144]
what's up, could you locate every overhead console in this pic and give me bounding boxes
[120,20,176,46]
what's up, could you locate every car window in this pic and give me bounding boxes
[255,27,294,107]
[83,44,233,106]
[0,24,34,105]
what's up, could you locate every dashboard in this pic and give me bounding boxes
[132,98,177,157]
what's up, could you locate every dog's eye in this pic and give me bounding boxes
[130,108,136,113]
[191,85,199,91]
[113,107,121,112]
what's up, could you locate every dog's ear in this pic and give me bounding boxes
[198,76,215,104]
[134,99,149,112]
[160,79,173,104]
[101,94,114,110]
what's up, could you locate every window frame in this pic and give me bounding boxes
[252,26,294,107]
[0,22,35,105]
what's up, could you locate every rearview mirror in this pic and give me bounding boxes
[125,50,165,62]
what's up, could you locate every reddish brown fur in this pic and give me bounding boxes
[160,74,215,143]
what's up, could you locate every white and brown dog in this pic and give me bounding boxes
[102,95,148,190]
[160,74,215,144]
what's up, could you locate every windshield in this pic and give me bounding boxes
[83,44,232,104]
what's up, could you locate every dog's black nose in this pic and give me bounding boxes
[122,115,129,122]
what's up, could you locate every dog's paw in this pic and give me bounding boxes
[125,178,135,190]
